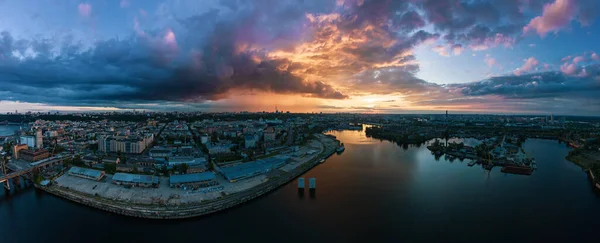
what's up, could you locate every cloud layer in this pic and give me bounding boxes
[0,0,599,114]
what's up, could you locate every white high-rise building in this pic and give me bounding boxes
[20,136,36,148]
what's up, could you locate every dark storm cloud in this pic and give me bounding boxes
[1,0,599,114]
[0,0,348,108]
[453,69,600,100]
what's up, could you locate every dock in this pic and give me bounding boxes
[309,178,316,189]
[501,165,533,175]
[298,178,305,189]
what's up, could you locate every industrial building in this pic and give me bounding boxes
[168,156,207,166]
[68,166,105,181]
[149,147,172,158]
[19,149,50,162]
[169,172,218,188]
[111,173,159,188]
[219,157,289,182]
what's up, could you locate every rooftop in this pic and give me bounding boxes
[68,166,104,179]
[220,156,289,181]
[169,172,216,184]
[112,173,158,184]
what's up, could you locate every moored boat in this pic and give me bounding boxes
[336,143,345,152]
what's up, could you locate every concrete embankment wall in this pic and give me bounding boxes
[589,170,600,190]
[36,138,338,219]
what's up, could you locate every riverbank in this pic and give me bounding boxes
[589,170,600,190]
[565,152,600,191]
[35,134,339,219]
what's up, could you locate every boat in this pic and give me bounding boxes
[484,163,494,170]
[336,143,345,153]
[467,161,476,167]
[501,165,533,175]
[319,159,325,163]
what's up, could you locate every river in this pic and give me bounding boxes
[1,127,599,242]
[0,125,20,136]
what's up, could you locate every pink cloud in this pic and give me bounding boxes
[543,63,551,70]
[452,44,463,55]
[561,55,572,62]
[560,62,577,75]
[592,52,599,61]
[78,3,92,17]
[469,33,515,51]
[514,57,539,76]
[484,55,496,67]
[523,0,576,37]
[120,0,130,8]
[133,17,145,37]
[576,68,588,77]
[163,29,177,49]
[572,56,585,64]
[432,45,450,57]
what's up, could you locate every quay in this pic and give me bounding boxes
[35,135,339,219]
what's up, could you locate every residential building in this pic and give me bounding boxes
[12,144,28,160]
[264,127,276,141]
[245,134,257,148]
[36,129,43,149]
[20,135,35,148]
[98,134,153,154]
[207,144,232,155]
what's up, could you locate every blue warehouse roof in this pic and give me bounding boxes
[68,166,104,179]
[220,156,289,181]
[169,172,216,184]
[112,173,158,184]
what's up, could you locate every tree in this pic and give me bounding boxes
[104,163,116,174]
[3,142,12,155]
[179,163,189,174]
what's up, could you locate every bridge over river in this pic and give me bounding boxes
[1,155,68,190]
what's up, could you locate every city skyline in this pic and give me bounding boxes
[1,0,600,115]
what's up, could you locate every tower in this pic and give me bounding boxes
[36,129,43,149]
[445,110,448,120]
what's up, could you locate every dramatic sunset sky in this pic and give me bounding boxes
[1,0,600,115]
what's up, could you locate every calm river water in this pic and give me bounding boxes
[1,127,599,242]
